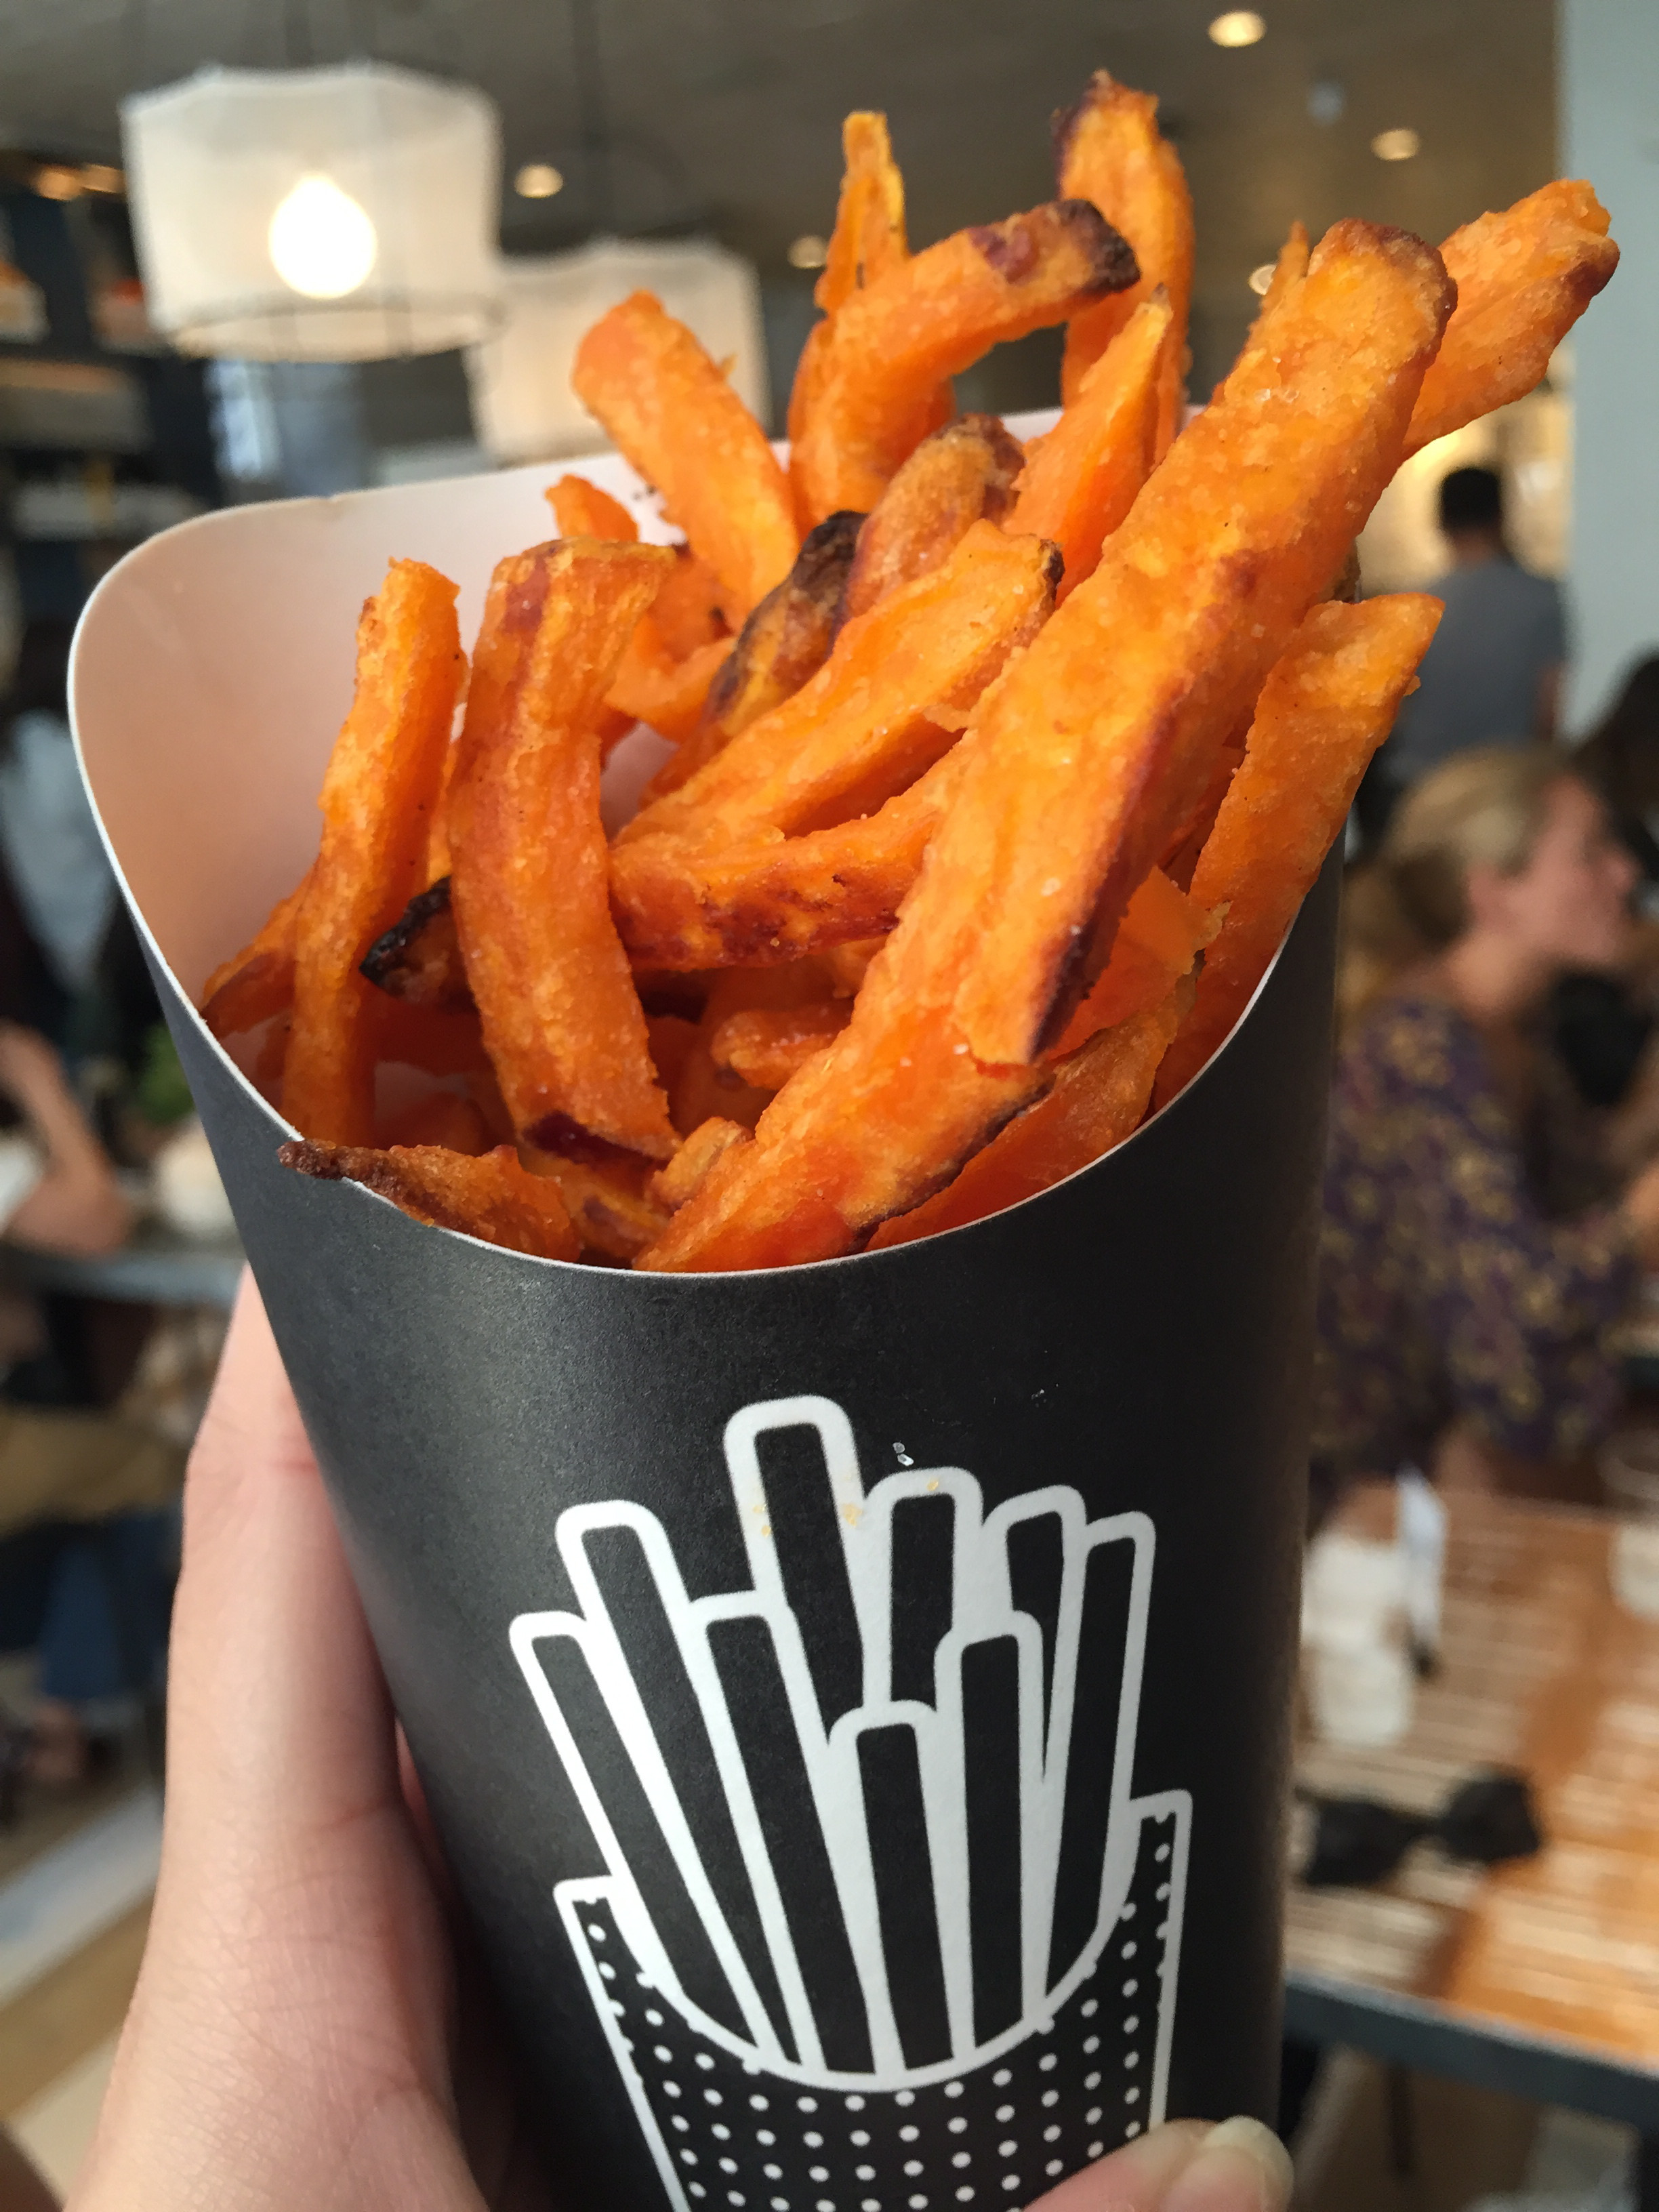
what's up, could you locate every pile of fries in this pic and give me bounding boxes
[199,75,1618,1272]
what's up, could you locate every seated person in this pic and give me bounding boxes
[1316,747,1659,1509]
[0,1022,180,1788]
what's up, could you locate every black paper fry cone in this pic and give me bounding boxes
[71,447,1334,2212]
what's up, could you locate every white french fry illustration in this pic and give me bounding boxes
[512,1396,1191,2212]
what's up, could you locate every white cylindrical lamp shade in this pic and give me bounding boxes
[121,64,502,362]
[467,239,769,464]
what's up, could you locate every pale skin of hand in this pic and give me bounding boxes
[70,1279,1292,2212]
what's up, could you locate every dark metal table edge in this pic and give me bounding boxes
[1284,1967,1659,2129]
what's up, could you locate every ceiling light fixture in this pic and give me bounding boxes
[787,233,828,270]
[1371,127,1420,162]
[1208,11,1265,48]
[268,173,378,299]
[515,161,564,199]
[1248,263,1277,296]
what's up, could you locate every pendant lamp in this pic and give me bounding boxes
[466,237,769,464]
[121,63,502,362]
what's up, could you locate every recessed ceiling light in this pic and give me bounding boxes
[1248,263,1277,296]
[1208,11,1265,47]
[514,162,564,199]
[1371,127,1420,163]
[787,233,828,270]
[33,164,82,201]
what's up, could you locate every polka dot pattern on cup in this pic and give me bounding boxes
[565,1807,1180,2212]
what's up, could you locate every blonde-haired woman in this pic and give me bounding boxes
[1316,746,1659,1505]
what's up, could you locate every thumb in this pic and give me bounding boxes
[1031,2119,1292,2212]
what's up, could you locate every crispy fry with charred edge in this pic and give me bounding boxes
[649,1116,750,1211]
[1006,293,1169,600]
[284,560,464,1145]
[1055,72,1195,454]
[360,876,469,1009]
[1406,182,1618,456]
[1151,593,1443,1109]
[710,1001,851,1088]
[840,416,1024,621]
[278,1139,580,1262]
[572,293,798,622]
[621,523,1058,851]
[869,984,1191,1249]
[1047,867,1216,1057]
[525,1150,670,1261]
[546,475,638,543]
[951,218,1454,1069]
[450,537,678,1160]
[649,512,863,800]
[638,222,1454,1273]
[792,200,1138,526]
[612,738,973,970]
[200,866,312,1037]
[787,114,928,528]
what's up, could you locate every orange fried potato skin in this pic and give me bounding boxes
[840,415,1025,621]
[200,867,312,1038]
[792,200,1137,525]
[648,1116,752,1212]
[546,475,639,543]
[1151,593,1442,1108]
[710,1002,851,1089]
[279,1139,580,1262]
[1055,71,1195,451]
[1406,182,1618,455]
[451,537,678,1160]
[285,560,464,1145]
[1007,292,1169,599]
[572,291,798,621]
[651,510,863,800]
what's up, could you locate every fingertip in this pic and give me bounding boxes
[1162,2118,1293,2212]
[1025,2121,1208,2212]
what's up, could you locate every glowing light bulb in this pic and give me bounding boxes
[268,174,377,300]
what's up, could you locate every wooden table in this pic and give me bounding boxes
[1283,1490,1659,2193]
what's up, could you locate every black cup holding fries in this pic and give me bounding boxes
[72,455,1333,2212]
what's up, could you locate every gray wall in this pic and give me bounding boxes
[1561,0,1659,730]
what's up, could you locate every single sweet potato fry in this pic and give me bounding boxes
[710,1001,851,1089]
[546,474,639,543]
[640,222,1454,1273]
[450,537,678,1159]
[285,560,465,1145]
[1047,866,1216,1057]
[573,292,798,621]
[366,993,491,1079]
[607,630,731,745]
[1250,222,1309,333]
[377,1092,491,1155]
[949,218,1455,1069]
[1055,72,1195,453]
[612,736,975,970]
[1006,292,1169,598]
[360,876,470,1010]
[200,865,312,1038]
[649,511,862,800]
[869,984,1190,1249]
[1151,593,1442,1108]
[650,549,731,659]
[621,521,1058,850]
[649,1116,752,1212]
[840,415,1025,621]
[792,200,1138,525]
[279,1139,580,1261]
[524,1149,670,1261]
[1406,182,1618,455]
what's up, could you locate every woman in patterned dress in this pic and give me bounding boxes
[1315,747,1659,1506]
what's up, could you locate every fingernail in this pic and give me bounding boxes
[1159,2117,1293,2212]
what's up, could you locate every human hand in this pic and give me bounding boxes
[0,1023,70,1120]
[70,1277,1292,2212]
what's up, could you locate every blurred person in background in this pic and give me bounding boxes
[1316,747,1659,1514]
[1365,468,1565,839]
[1574,652,1659,885]
[0,617,115,1013]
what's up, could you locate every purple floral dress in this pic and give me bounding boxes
[1313,985,1638,1482]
